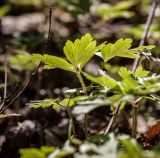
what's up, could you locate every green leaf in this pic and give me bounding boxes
[72,98,111,114]
[33,54,75,72]
[113,1,136,10]
[134,65,149,78]
[60,96,87,107]
[119,78,138,94]
[63,33,105,70]
[138,45,155,50]
[60,98,75,107]
[20,148,45,158]
[99,38,154,63]
[48,141,75,158]
[100,38,139,62]
[82,70,118,88]
[120,139,143,158]
[118,67,132,79]
[28,98,59,109]
[20,146,55,158]
[0,5,10,18]
[10,50,39,71]
[40,146,56,154]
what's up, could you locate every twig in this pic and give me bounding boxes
[132,0,158,73]
[0,50,9,110]
[104,100,122,135]
[0,8,53,114]
[0,66,39,113]
[0,113,21,119]
[4,51,8,98]
[5,81,21,102]
[43,7,52,54]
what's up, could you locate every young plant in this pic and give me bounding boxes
[32,34,155,139]
[33,33,104,94]
[33,33,105,137]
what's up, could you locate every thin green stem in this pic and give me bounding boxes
[76,71,88,138]
[131,97,143,138]
[132,106,138,138]
[104,100,122,135]
[67,106,76,138]
[66,96,76,144]
[68,118,73,143]
[76,71,87,95]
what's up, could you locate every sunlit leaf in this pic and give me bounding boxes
[118,67,132,79]
[82,70,118,88]
[28,98,59,109]
[72,98,111,114]
[100,38,139,62]
[33,54,75,72]
[134,65,149,78]
[63,33,105,70]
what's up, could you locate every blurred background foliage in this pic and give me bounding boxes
[0,0,160,117]
[0,0,160,157]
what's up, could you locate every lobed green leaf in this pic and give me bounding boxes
[82,70,117,88]
[100,38,139,62]
[118,67,132,79]
[63,33,105,70]
[134,65,149,78]
[33,54,75,72]
[28,98,59,109]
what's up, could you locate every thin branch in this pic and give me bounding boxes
[4,53,8,98]
[0,51,9,110]
[43,7,52,54]
[6,81,21,102]
[0,8,53,114]
[104,100,122,135]
[132,0,158,73]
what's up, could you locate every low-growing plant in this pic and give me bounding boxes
[30,33,157,140]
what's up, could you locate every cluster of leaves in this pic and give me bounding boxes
[20,134,160,158]
[9,50,39,71]
[20,33,160,158]
[31,33,157,113]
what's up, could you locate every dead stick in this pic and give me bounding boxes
[132,0,158,73]
[0,50,9,110]
[0,8,53,114]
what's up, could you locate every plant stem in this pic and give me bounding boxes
[67,109,75,143]
[0,50,8,111]
[67,106,76,139]
[76,71,88,138]
[131,97,143,138]
[104,100,122,135]
[132,106,138,138]
[76,71,87,94]
[0,8,53,114]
